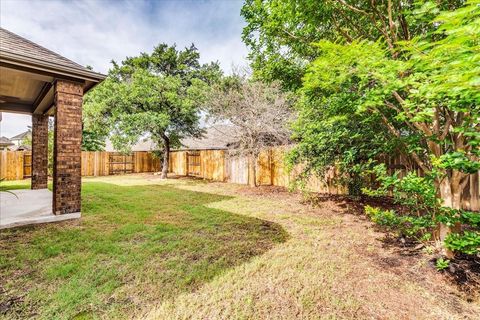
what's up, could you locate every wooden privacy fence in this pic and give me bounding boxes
[168,147,345,191]
[81,151,161,176]
[169,149,225,181]
[168,147,480,211]
[0,151,26,180]
[1,148,478,210]
[1,151,161,180]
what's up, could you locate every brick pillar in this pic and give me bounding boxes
[53,80,83,215]
[31,114,49,189]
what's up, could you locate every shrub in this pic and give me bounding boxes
[444,231,480,255]
[364,205,434,241]
[363,164,479,257]
[365,206,399,227]
[435,258,450,271]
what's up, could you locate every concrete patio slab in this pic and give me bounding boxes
[0,189,80,229]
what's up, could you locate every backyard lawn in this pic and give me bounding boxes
[0,177,286,319]
[1,175,479,319]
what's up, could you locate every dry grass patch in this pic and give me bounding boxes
[145,179,480,320]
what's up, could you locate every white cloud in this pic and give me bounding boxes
[0,113,31,138]
[0,0,249,137]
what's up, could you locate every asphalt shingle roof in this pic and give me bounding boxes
[10,130,31,141]
[0,28,89,71]
[104,125,239,152]
[180,125,239,150]
[0,136,14,146]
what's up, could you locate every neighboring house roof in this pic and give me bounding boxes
[179,125,239,150]
[0,28,105,83]
[104,125,240,152]
[0,136,14,146]
[105,138,159,152]
[10,130,31,141]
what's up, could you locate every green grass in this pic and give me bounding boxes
[0,179,36,191]
[0,180,287,319]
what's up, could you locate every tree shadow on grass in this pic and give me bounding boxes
[0,182,289,319]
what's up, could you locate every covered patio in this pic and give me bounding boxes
[0,27,105,229]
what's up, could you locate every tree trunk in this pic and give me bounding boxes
[437,173,464,258]
[160,135,170,179]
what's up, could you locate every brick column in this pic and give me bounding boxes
[31,114,49,189]
[53,80,83,215]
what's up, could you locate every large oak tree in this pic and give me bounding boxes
[84,44,221,178]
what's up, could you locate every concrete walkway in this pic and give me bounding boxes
[0,189,80,229]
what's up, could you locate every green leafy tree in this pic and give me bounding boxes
[84,44,221,178]
[297,2,479,205]
[242,0,468,189]
[244,0,479,254]
[81,130,106,151]
[241,0,465,90]
[21,134,32,147]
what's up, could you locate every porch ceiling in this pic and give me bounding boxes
[0,27,106,115]
[0,66,54,114]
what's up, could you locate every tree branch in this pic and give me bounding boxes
[392,91,433,136]
[397,1,410,41]
[387,0,398,43]
[378,110,429,172]
[334,0,368,15]
[331,16,354,42]
[392,91,405,104]
[439,117,452,141]
[460,174,470,194]
[336,7,371,39]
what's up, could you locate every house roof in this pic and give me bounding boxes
[0,136,14,146]
[104,125,240,152]
[0,28,106,115]
[12,145,31,151]
[0,28,105,83]
[105,138,159,152]
[179,125,239,150]
[10,130,31,141]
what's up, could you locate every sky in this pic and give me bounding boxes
[0,0,249,138]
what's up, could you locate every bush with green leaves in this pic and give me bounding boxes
[435,258,450,271]
[365,206,399,228]
[364,163,479,255]
[364,205,434,242]
[363,163,440,215]
[444,231,480,255]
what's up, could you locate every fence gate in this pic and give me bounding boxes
[187,151,201,176]
[109,153,134,175]
[23,152,32,178]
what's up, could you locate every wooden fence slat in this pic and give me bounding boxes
[225,154,248,185]
[0,151,25,180]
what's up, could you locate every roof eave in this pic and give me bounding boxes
[0,50,106,83]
